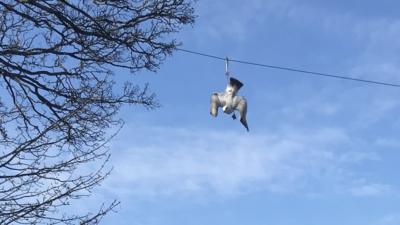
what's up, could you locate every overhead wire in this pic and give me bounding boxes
[176,48,400,88]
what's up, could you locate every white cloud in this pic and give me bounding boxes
[349,182,394,197]
[99,125,387,199]
[377,214,400,225]
[281,97,341,119]
[375,138,400,148]
[347,19,400,85]
[192,0,293,42]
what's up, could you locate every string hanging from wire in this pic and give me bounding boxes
[176,48,400,88]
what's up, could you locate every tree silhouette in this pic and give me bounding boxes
[0,0,194,224]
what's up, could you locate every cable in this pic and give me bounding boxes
[176,48,400,88]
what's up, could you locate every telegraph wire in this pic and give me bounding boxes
[176,48,400,88]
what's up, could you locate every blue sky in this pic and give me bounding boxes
[82,1,400,224]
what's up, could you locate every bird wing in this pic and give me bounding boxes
[235,96,249,131]
[210,93,222,117]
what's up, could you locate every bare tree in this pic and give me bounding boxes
[0,0,195,224]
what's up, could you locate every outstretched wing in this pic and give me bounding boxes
[235,96,249,131]
[210,93,222,117]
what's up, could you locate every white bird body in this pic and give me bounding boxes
[210,77,249,131]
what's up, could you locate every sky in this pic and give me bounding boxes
[80,1,400,224]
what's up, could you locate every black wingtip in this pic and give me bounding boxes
[230,77,243,90]
[240,118,249,132]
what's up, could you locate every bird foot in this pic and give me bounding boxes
[232,113,237,120]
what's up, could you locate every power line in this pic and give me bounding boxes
[176,48,400,88]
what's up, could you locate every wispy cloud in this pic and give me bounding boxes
[349,181,394,197]
[191,0,293,42]
[378,214,400,225]
[190,0,400,86]
[99,124,389,199]
[375,138,400,148]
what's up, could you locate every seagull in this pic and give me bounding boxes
[210,77,249,131]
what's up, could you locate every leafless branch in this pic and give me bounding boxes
[0,0,195,224]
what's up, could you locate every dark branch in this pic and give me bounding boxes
[0,0,194,224]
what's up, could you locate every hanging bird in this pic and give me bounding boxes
[210,77,249,131]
